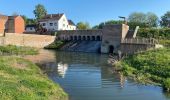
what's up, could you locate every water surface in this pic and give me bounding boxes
[25,50,170,100]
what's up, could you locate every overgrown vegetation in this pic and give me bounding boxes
[0,45,38,55]
[0,57,68,100]
[138,28,170,39]
[116,48,170,92]
[44,40,67,49]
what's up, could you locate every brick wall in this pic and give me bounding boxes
[14,16,25,33]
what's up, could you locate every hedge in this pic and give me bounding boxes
[137,28,170,39]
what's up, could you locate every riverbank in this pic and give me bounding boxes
[115,47,170,91]
[0,45,38,55]
[0,45,68,100]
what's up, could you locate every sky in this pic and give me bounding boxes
[0,0,170,26]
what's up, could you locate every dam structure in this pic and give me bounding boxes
[56,24,158,54]
[0,24,159,54]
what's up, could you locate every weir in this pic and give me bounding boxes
[0,24,160,54]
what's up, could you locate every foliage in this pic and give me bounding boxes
[128,12,147,23]
[163,78,170,92]
[128,12,159,28]
[0,45,38,55]
[137,28,170,39]
[116,48,170,91]
[92,20,124,29]
[44,40,67,49]
[33,4,47,20]
[160,11,170,27]
[0,56,68,100]
[77,22,90,30]
[22,15,36,26]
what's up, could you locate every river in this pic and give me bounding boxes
[25,50,170,100]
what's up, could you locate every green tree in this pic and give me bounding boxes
[160,11,170,27]
[128,12,158,28]
[33,4,47,20]
[146,12,159,27]
[22,15,36,25]
[128,12,146,23]
[77,22,90,30]
[92,20,124,29]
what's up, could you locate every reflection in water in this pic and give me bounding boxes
[57,62,68,78]
[25,50,170,100]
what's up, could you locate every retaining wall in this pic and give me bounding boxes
[0,33,56,48]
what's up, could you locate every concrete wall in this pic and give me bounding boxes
[101,24,129,53]
[0,33,56,48]
[120,43,155,54]
[57,30,102,41]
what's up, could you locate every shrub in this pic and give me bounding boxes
[163,78,170,92]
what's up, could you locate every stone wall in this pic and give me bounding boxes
[0,33,56,48]
[120,43,155,54]
[101,24,129,53]
[57,30,102,41]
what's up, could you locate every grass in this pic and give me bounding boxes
[0,45,38,55]
[115,48,170,92]
[0,57,68,100]
[0,45,68,100]
[44,40,67,49]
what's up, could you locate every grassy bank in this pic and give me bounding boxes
[0,57,68,100]
[116,48,170,91]
[0,45,38,55]
[44,40,67,49]
[0,45,68,100]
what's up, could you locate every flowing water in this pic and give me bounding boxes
[25,50,170,100]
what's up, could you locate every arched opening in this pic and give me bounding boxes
[87,36,90,41]
[70,36,73,41]
[74,36,77,41]
[78,36,81,40]
[97,36,101,41]
[92,36,95,41]
[109,45,114,53]
[82,36,86,41]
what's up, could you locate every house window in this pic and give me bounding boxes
[30,27,33,30]
[63,24,65,27]
[50,23,53,26]
[42,23,46,26]
[54,23,57,26]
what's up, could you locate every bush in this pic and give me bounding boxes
[163,78,170,92]
[137,28,170,39]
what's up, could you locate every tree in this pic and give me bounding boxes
[33,4,47,20]
[128,12,158,28]
[128,12,146,23]
[92,20,124,29]
[22,15,36,25]
[77,22,90,30]
[160,11,170,27]
[146,12,159,27]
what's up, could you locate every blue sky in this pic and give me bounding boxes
[0,0,170,26]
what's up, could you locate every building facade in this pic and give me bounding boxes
[39,13,76,31]
[0,14,25,35]
[25,25,36,32]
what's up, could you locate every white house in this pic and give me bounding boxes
[38,13,76,31]
[25,25,36,32]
